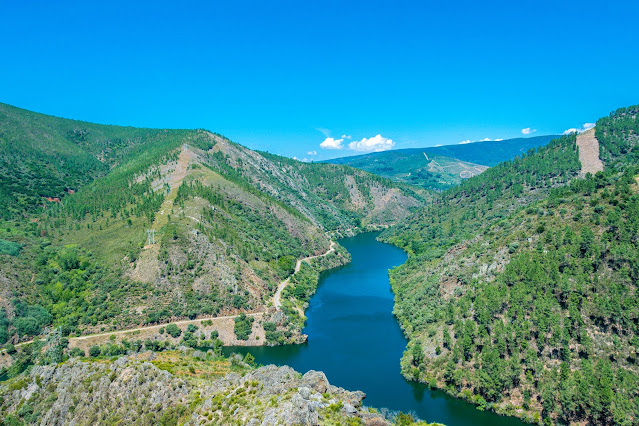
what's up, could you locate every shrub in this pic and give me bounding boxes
[89,345,101,357]
[165,323,182,338]
[69,347,85,357]
[0,239,21,256]
[234,314,254,340]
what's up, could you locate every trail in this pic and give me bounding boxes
[12,240,339,349]
[78,238,334,343]
[273,241,336,309]
[71,312,263,341]
[576,128,604,176]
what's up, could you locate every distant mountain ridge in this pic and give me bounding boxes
[326,135,560,190]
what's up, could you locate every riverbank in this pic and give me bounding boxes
[64,239,348,352]
[223,233,525,426]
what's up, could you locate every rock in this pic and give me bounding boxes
[192,350,206,359]
[345,390,366,407]
[298,386,311,400]
[301,370,329,393]
[360,413,392,425]
[1,352,379,426]
[113,356,128,368]
[343,403,357,414]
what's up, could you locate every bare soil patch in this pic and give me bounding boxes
[576,128,604,176]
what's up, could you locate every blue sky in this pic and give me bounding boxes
[1,0,638,161]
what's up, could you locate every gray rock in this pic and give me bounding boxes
[298,386,311,400]
[192,350,206,359]
[344,403,357,414]
[301,370,329,393]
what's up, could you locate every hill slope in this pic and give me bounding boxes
[327,135,559,190]
[0,103,425,351]
[379,107,639,424]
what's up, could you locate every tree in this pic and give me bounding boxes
[89,345,101,357]
[412,340,424,366]
[234,314,254,340]
[165,323,182,338]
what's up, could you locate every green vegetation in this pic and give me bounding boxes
[1,344,436,425]
[327,135,559,190]
[0,102,423,347]
[233,314,254,340]
[596,105,639,165]
[329,151,487,190]
[165,323,182,338]
[381,106,639,424]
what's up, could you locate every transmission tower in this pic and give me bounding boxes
[44,326,62,364]
[146,229,156,245]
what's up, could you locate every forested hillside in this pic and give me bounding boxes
[0,104,425,352]
[327,135,558,190]
[380,106,639,424]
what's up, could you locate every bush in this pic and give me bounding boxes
[69,347,85,357]
[89,345,101,357]
[0,326,8,344]
[13,317,40,336]
[0,239,21,256]
[165,323,182,338]
[234,314,254,340]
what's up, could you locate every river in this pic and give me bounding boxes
[224,232,524,425]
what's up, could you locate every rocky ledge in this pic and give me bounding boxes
[0,351,395,425]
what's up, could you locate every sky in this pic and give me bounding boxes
[1,0,638,161]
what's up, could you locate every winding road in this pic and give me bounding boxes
[16,240,338,349]
[273,241,336,309]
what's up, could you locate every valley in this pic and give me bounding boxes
[1,103,639,426]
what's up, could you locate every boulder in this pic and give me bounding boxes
[301,370,329,393]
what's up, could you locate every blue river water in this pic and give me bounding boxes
[224,232,524,425]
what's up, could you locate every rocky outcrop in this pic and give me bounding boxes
[0,353,391,425]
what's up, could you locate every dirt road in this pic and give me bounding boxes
[273,241,336,309]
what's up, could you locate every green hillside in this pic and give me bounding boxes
[379,107,639,424]
[327,135,558,191]
[0,104,425,351]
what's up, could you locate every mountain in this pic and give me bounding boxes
[0,103,426,352]
[379,106,639,424]
[326,135,559,190]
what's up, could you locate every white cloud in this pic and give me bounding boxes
[315,128,331,137]
[348,134,395,152]
[480,138,492,142]
[307,150,317,156]
[495,138,504,141]
[521,128,537,135]
[341,134,352,140]
[563,122,596,135]
[458,139,473,144]
[434,144,443,147]
[320,137,344,150]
